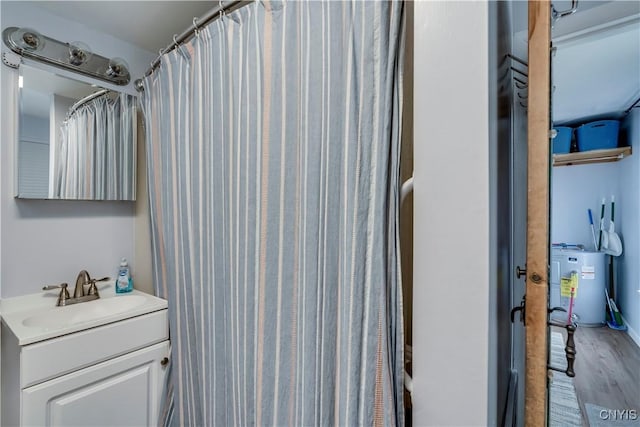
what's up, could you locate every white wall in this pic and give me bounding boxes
[618,109,640,344]
[0,3,155,298]
[413,2,491,425]
[552,19,640,123]
[19,113,48,142]
[551,162,621,249]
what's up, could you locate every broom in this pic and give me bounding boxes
[605,288,626,331]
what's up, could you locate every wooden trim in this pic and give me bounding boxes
[553,146,632,166]
[525,1,551,426]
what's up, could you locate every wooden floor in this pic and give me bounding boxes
[570,326,640,415]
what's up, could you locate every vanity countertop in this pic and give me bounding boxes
[0,282,167,345]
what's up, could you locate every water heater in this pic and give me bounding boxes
[550,248,606,326]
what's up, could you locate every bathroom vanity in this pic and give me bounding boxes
[0,284,169,426]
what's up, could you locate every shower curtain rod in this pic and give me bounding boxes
[68,89,110,115]
[134,0,252,91]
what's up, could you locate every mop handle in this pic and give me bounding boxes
[611,195,615,222]
[597,198,605,251]
[588,209,597,251]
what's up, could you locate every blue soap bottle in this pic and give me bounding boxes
[116,257,133,293]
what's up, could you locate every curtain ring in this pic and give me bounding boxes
[173,34,189,59]
[219,0,225,19]
[156,49,164,65]
[193,17,200,37]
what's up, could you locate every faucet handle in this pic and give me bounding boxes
[86,277,109,296]
[43,283,70,306]
[43,283,67,291]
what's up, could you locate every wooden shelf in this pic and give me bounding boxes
[553,146,632,167]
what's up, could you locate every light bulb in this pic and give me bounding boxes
[106,57,129,78]
[11,28,45,51]
[68,41,93,66]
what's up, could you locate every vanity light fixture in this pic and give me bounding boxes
[2,26,130,86]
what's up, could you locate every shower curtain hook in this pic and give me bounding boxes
[219,0,226,20]
[155,49,164,66]
[174,34,189,59]
[193,17,200,37]
[153,54,163,71]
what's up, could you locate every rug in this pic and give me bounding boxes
[585,403,640,427]
[549,331,583,426]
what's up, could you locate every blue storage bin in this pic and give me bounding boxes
[553,127,572,154]
[576,120,620,152]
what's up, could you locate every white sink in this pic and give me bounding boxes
[0,283,168,345]
[22,295,148,329]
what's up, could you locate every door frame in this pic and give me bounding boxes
[525,1,552,426]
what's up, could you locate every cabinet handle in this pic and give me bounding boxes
[160,357,169,366]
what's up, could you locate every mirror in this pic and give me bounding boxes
[17,64,136,200]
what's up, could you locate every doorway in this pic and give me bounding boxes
[549,2,640,425]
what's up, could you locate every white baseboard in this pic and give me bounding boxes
[621,314,640,349]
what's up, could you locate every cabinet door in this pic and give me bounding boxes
[22,340,169,427]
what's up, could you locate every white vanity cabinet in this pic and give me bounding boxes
[22,340,169,426]
[0,289,170,427]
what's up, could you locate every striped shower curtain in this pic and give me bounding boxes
[53,93,136,200]
[141,1,405,425]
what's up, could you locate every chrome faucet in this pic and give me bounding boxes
[43,271,110,306]
[73,270,91,298]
